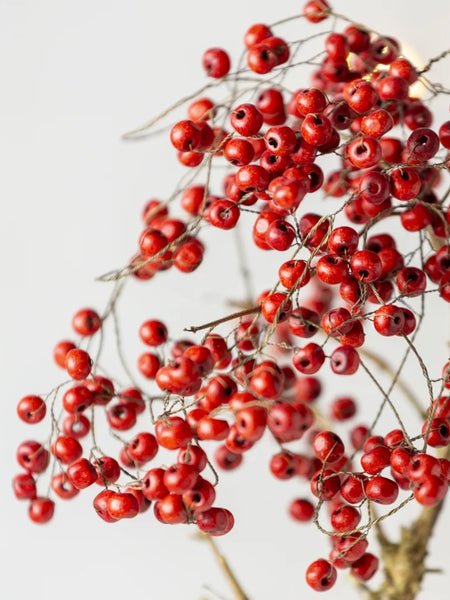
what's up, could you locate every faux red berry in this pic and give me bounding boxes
[12,473,37,500]
[365,476,399,504]
[93,456,121,485]
[51,472,79,500]
[107,492,139,520]
[65,348,92,380]
[93,490,118,523]
[231,103,263,136]
[53,340,76,368]
[302,0,330,23]
[313,431,345,464]
[155,416,192,450]
[170,120,200,152]
[305,559,337,591]
[28,497,55,524]
[17,440,49,474]
[67,458,98,489]
[72,308,101,336]
[17,395,46,424]
[350,250,382,282]
[202,47,230,78]
[289,498,315,522]
[351,553,379,581]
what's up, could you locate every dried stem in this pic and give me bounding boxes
[359,347,426,419]
[185,306,260,334]
[366,445,450,600]
[202,534,249,600]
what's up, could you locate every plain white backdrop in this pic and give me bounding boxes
[1,1,449,599]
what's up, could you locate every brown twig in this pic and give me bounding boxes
[185,306,260,334]
[366,445,450,600]
[202,534,250,600]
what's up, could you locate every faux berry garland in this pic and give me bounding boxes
[13,2,450,598]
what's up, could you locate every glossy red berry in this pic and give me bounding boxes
[65,348,92,380]
[53,340,76,368]
[313,431,345,464]
[106,403,137,431]
[374,304,405,336]
[406,127,440,161]
[164,463,199,494]
[178,446,207,472]
[93,490,118,523]
[17,395,46,424]
[289,498,315,522]
[390,167,422,200]
[92,456,121,485]
[330,397,356,421]
[350,250,382,282]
[351,553,379,581]
[155,416,192,450]
[293,343,325,375]
[301,113,333,146]
[17,440,49,474]
[361,109,393,138]
[51,472,79,500]
[12,473,37,500]
[139,319,168,346]
[347,136,381,169]
[67,458,98,489]
[52,435,83,464]
[170,120,201,152]
[331,504,361,532]
[230,103,263,136]
[244,23,273,49]
[72,308,101,336]
[214,445,243,470]
[202,47,230,78]
[330,345,360,375]
[316,255,349,285]
[207,199,240,229]
[156,494,188,524]
[107,492,139,520]
[302,0,330,23]
[29,497,55,524]
[261,292,292,323]
[365,476,399,504]
[310,468,341,500]
[305,559,337,591]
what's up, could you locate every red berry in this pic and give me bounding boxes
[305,559,337,591]
[202,47,230,78]
[17,440,49,474]
[29,497,55,524]
[365,476,399,504]
[17,395,46,424]
[67,458,98,489]
[302,0,330,24]
[107,492,140,519]
[65,348,92,380]
[53,340,76,368]
[12,473,37,500]
[72,308,101,336]
[155,416,192,450]
[93,490,118,523]
[288,498,315,522]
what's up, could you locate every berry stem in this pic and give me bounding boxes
[359,347,426,419]
[367,446,450,600]
[202,534,249,600]
[185,306,260,334]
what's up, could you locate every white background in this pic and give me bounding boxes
[1,1,449,599]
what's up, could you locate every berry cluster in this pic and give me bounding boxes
[13,0,450,595]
